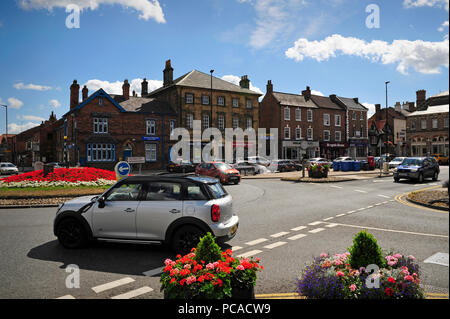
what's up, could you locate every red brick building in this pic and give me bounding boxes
[57,80,177,170]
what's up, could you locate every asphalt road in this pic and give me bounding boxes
[0,167,448,299]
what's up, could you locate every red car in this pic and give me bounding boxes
[195,162,241,185]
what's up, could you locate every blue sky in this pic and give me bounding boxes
[0,0,448,134]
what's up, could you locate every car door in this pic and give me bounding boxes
[422,159,432,177]
[92,182,143,239]
[136,181,183,240]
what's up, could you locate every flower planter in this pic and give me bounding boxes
[308,170,328,178]
[163,285,255,300]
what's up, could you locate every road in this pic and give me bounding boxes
[0,167,448,299]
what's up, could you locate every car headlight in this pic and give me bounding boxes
[410,168,418,172]
[393,168,398,172]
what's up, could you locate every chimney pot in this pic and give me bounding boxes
[266,80,273,93]
[122,79,130,100]
[141,78,148,96]
[163,60,174,87]
[82,85,88,101]
[239,75,250,89]
[302,86,311,100]
[70,80,80,109]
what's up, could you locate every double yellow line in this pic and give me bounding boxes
[255,292,448,299]
[395,185,448,214]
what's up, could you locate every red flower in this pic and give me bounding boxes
[388,277,396,284]
[385,288,393,296]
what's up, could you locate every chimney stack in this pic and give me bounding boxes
[394,101,401,112]
[375,104,381,120]
[302,86,311,101]
[141,78,148,96]
[239,75,250,89]
[122,79,130,100]
[353,98,359,104]
[82,85,88,101]
[163,60,174,87]
[266,80,273,94]
[70,80,80,109]
[416,89,426,107]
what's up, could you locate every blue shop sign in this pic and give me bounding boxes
[142,136,161,141]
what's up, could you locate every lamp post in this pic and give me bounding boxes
[385,81,390,156]
[0,104,8,161]
[210,69,214,160]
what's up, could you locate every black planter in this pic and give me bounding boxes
[163,286,255,299]
[308,170,328,178]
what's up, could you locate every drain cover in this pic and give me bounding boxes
[424,253,449,267]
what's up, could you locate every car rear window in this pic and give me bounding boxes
[207,182,228,199]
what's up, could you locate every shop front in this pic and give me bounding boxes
[348,139,369,159]
[320,142,349,160]
[282,140,320,160]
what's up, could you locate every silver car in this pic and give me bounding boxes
[53,175,239,253]
[0,162,19,175]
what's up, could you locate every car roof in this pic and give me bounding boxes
[121,174,218,184]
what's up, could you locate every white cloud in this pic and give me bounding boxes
[83,78,163,96]
[21,115,46,121]
[19,0,166,23]
[403,0,449,11]
[221,75,264,95]
[7,97,24,109]
[285,34,449,74]
[14,82,52,91]
[362,102,376,118]
[49,99,61,108]
[438,20,449,31]
[311,90,324,96]
[8,122,40,134]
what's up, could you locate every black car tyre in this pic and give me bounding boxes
[418,173,424,183]
[394,177,400,183]
[171,225,205,255]
[56,218,89,249]
[432,171,438,181]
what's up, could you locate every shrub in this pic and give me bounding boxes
[348,230,385,269]
[193,232,223,265]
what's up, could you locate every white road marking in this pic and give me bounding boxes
[336,213,346,217]
[92,277,135,294]
[346,210,356,214]
[264,241,288,249]
[237,250,263,258]
[111,286,153,299]
[328,223,449,238]
[309,228,325,234]
[288,234,307,241]
[308,221,323,226]
[366,205,374,209]
[246,238,268,246]
[424,253,449,267]
[143,268,163,277]
[291,226,307,231]
[56,295,76,299]
[374,203,383,206]
[232,246,243,252]
[354,189,368,193]
[330,185,343,189]
[378,194,390,199]
[271,232,290,238]
[325,223,339,228]
[357,208,366,211]
[323,217,334,221]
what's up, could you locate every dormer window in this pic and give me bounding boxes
[98,96,104,106]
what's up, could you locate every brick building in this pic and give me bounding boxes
[406,90,449,157]
[147,60,262,161]
[0,134,15,162]
[57,80,177,170]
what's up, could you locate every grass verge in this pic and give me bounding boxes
[0,185,109,199]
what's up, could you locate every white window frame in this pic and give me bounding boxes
[295,108,301,121]
[232,117,239,129]
[146,119,156,135]
[307,127,313,140]
[335,131,341,142]
[246,117,253,129]
[307,109,313,122]
[421,119,427,129]
[94,118,108,134]
[284,107,290,120]
[202,114,210,129]
[218,114,225,130]
[145,143,157,162]
[185,93,194,104]
[323,130,330,141]
[284,127,291,140]
[360,112,364,120]
[432,118,438,129]
[186,114,193,129]
[335,114,341,127]
[246,99,252,109]
[202,95,210,105]
[295,127,301,140]
[232,98,239,108]
[324,114,330,126]
[88,143,114,162]
[217,96,225,106]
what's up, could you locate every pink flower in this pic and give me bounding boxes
[184,264,191,269]
[164,259,174,266]
[320,253,328,258]
[349,284,356,291]
[186,276,196,285]
[393,254,402,259]
[336,271,345,277]
[388,260,397,266]
[206,263,215,270]
[408,255,416,260]
[236,265,245,271]
[404,275,414,281]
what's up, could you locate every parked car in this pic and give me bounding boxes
[247,156,271,167]
[232,161,267,175]
[290,160,303,171]
[388,157,407,169]
[306,158,333,167]
[167,160,196,173]
[431,154,449,165]
[393,157,440,183]
[333,157,353,162]
[195,162,241,185]
[0,162,19,175]
[47,162,63,169]
[53,175,239,253]
[269,160,297,172]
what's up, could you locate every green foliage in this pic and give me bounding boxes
[348,230,385,269]
[194,232,222,264]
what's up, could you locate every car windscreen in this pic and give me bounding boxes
[6,164,15,167]
[402,158,423,166]
[207,182,228,199]
[392,158,404,162]
[215,163,232,171]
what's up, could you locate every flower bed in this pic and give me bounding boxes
[307,163,330,178]
[0,167,116,188]
[296,231,424,299]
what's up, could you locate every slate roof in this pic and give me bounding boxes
[272,92,318,108]
[149,70,262,96]
[111,95,176,115]
[335,96,368,111]
[310,95,343,110]
[407,104,449,116]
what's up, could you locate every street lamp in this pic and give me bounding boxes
[0,104,8,160]
[210,69,214,128]
[385,81,390,156]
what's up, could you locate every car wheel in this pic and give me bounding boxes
[394,177,400,183]
[171,225,205,255]
[432,171,438,181]
[56,218,89,249]
[418,173,424,183]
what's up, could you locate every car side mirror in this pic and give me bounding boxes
[98,196,106,209]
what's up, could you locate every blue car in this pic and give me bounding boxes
[393,157,440,183]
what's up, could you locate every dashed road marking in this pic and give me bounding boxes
[264,241,288,249]
[56,295,76,299]
[143,268,163,277]
[246,238,268,246]
[378,194,390,199]
[366,205,374,209]
[110,286,153,299]
[291,226,307,231]
[346,210,356,214]
[309,228,325,234]
[308,221,323,226]
[325,223,339,228]
[237,250,263,258]
[336,213,346,217]
[271,231,290,238]
[288,234,307,241]
[330,185,343,189]
[92,277,135,294]
[323,217,334,221]
[232,246,243,252]
[354,189,368,193]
